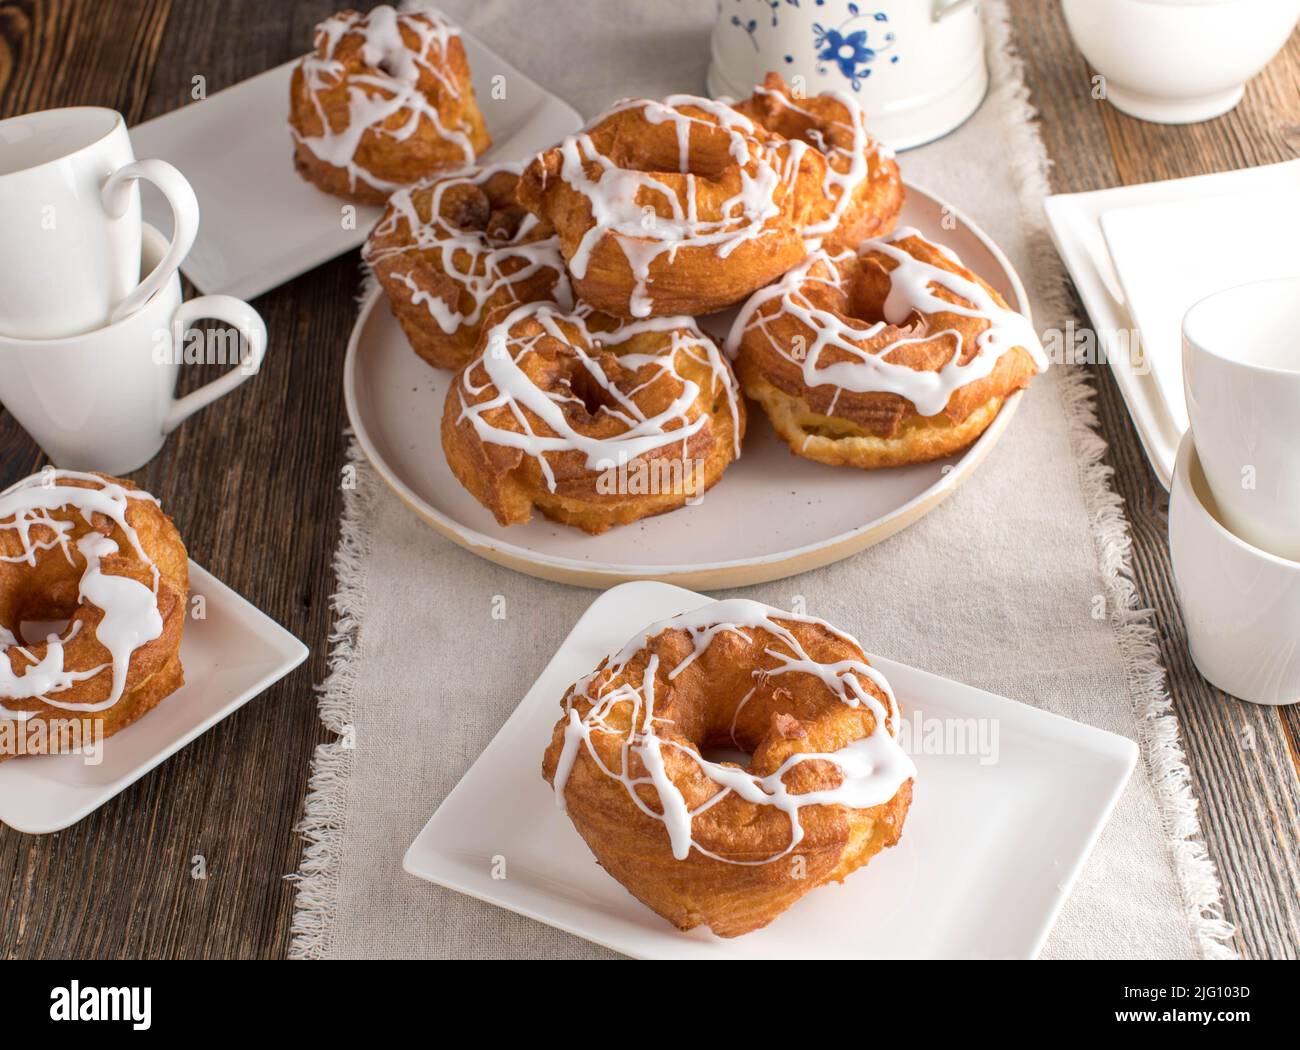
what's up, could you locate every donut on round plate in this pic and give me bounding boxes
[0,471,188,759]
[442,302,745,534]
[518,94,828,318]
[364,162,571,370]
[735,72,904,252]
[542,598,916,938]
[726,227,1048,469]
[289,5,491,204]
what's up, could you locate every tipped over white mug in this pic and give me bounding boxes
[0,107,199,339]
[0,224,266,475]
[1182,276,1300,562]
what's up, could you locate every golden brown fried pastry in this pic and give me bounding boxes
[0,471,188,759]
[289,6,491,205]
[726,227,1047,469]
[517,93,828,318]
[542,599,915,938]
[735,72,904,252]
[442,302,745,533]
[364,163,571,370]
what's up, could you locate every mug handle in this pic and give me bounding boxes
[162,295,267,434]
[102,159,200,325]
[933,0,978,20]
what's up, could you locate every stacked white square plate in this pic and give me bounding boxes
[1044,159,1300,488]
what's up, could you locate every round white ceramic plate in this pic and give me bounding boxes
[344,181,1029,589]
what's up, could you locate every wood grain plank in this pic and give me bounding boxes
[0,0,174,118]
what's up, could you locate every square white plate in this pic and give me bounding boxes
[0,562,308,834]
[404,581,1138,959]
[1101,187,1300,434]
[1043,159,1300,488]
[130,33,582,301]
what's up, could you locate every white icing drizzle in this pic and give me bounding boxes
[0,471,164,716]
[725,226,1049,417]
[365,163,573,335]
[748,81,894,245]
[552,599,916,866]
[546,94,814,317]
[291,5,475,196]
[457,302,743,491]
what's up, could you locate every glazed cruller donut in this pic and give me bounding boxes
[289,6,491,204]
[735,72,903,252]
[0,471,188,756]
[542,599,916,938]
[364,162,572,370]
[727,227,1049,469]
[442,302,745,534]
[518,94,829,318]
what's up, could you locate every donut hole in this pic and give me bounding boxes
[440,181,532,247]
[18,619,72,646]
[441,184,493,233]
[698,744,753,770]
[842,258,936,350]
[373,52,409,80]
[844,257,901,325]
[0,553,85,646]
[610,117,738,181]
[485,204,529,244]
[688,673,822,780]
[565,361,620,418]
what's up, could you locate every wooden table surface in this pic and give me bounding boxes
[1,0,1297,959]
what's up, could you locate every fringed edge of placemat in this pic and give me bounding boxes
[286,430,377,959]
[983,0,1237,960]
[286,269,382,959]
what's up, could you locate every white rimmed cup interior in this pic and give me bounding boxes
[0,106,123,178]
[1183,275,1300,374]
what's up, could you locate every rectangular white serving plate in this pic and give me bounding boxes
[404,581,1138,960]
[1043,159,1300,489]
[0,562,308,834]
[131,32,583,301]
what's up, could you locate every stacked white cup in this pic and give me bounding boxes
[0,107,266,473]
[1171,278,1300,705]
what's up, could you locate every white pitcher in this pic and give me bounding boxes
[707,0,986,149]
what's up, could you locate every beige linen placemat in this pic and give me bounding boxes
[289,0,1235,959]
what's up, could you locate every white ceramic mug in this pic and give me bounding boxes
[1182,276,1300,562]
[0,107,199,339]
[1169,431,1300,705]
[1062,0,1300,125]
[707,0,986,150]
[0,224,266,475]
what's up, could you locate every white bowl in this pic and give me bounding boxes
[1170,431,1300,705]
[1062,0,1300,124]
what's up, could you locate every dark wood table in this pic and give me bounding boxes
[1,0,1297,959]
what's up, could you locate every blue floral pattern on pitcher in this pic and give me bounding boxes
[723,1,897,91]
